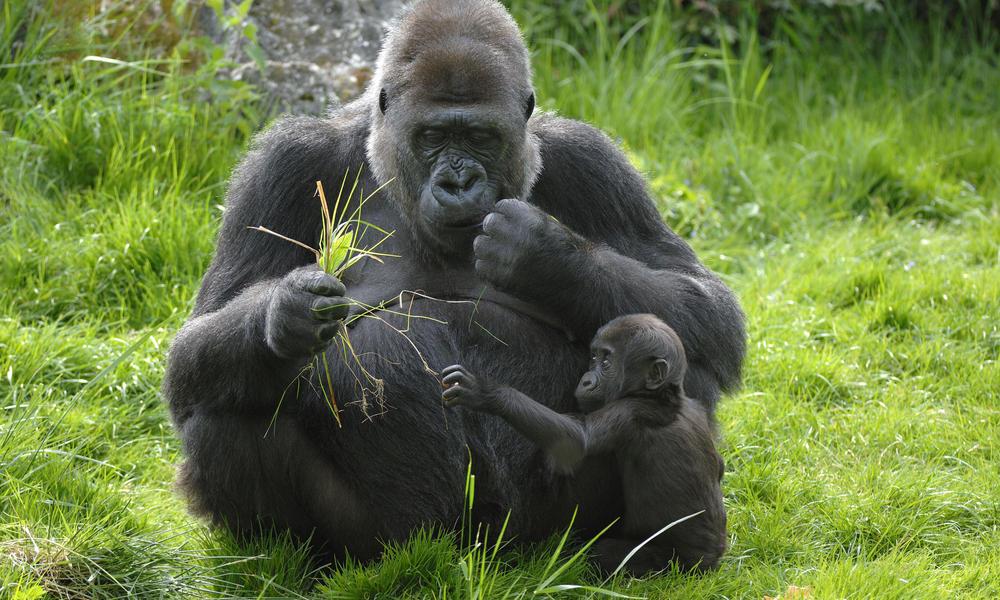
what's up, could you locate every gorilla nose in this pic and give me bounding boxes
[579,374,596,390]
[431,159,488,210]
[437,169,481,198]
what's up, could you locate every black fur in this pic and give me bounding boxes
[162,0,744,561]
[442,314,727,574]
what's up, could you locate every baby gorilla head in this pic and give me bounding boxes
[574,314,687,412]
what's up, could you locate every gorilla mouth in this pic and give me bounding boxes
[440,215,485,230]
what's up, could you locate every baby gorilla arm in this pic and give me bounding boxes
[441,365,587,472]
[441,365,632,472]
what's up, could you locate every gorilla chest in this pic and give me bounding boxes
[345,293,587,413]
[453,301,586,409]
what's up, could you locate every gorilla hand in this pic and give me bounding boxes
[441,365,498,412]
[474,199,582,298]
[264,265,350,359]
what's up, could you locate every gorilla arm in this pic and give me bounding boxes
[440,365,633,474]
[473,117,746,406]
[482,386,591,474]
[163,115,360,424]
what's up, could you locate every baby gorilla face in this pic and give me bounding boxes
[574,332,648,412]
[574,338,616,412]
[575,314,689,411]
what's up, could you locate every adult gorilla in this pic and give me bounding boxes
[163,0,744,561]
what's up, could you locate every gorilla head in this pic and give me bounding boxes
[575,314,689,413]
[366,0,542,260]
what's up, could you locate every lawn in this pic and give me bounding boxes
[1,1,997,598]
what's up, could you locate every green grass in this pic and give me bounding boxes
[2,1,997,598]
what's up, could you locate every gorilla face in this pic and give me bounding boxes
[574,336,616,414]
[574,330,644,413]
[406,98,531,250]
[575,314,690,411]
[366,0,541,261]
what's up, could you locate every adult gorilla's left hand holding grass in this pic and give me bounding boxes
[262,265,349,360]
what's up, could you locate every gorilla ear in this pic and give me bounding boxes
[645,359,669,391]
[379,88,388,115]
[523,92,535,121]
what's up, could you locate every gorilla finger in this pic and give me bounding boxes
[475,257,511,282]
[501,198,547,230]
[474,259,496,280]
[473,234,501,258]
[442,386,465,401]
[482,212,509,236]
[299,270,346,297]
[441,364,465,377]
[441,371,468,386]
[316,323,341,343]
[312,296,351,321]
[286,264,319,285]
[494,198,522,216]
[503,199,541,224]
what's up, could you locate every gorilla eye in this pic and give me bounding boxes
[468,129,499,146]
[419,129,447,147]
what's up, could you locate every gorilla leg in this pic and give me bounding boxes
[177,413,380,557]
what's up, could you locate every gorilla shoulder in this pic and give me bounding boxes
[228,107,369,211]
[527,112,666,243]
[197,105,372,315]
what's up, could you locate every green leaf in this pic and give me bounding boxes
[245,43,267,73]
[236,0,254,20]
[206,0,224,18]
[753,63,773,103]
[243,21,258,43]
[319,229,354,275]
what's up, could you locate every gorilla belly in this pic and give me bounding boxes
[288,297,590,542]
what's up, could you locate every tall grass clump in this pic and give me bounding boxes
[511,0,998,246]
[0,0,261,327]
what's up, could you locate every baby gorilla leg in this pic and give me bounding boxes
[591,537,669,576]
[591,535,722,575]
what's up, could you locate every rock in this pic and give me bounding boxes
[212,0,404,115]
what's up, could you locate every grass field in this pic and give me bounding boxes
[1,1,997,598]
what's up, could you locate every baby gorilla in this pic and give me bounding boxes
[442,314,726,574]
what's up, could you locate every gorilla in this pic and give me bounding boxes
[442,314,727,574]
[163,0,744,563]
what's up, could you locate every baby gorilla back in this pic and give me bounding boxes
[605,398,726,573]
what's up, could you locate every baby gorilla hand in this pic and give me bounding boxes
[441,365,498,412]
[265,264,350,359]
